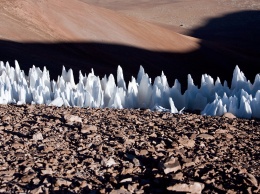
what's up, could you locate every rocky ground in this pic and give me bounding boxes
[0,104,259,193]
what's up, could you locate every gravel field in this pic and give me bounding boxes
[0,105,259,193]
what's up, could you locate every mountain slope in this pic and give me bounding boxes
[0,0,199,52]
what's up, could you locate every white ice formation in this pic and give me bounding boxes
[0,60,259,119]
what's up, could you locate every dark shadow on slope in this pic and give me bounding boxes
[0,11,259,90]
[188,10,260,77]
[0,40,258,91]
[189,10,260,49]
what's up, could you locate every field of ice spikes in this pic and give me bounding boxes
[0,60,259,119]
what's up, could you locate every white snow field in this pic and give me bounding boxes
[0,60,259,119]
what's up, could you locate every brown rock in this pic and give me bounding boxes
[32,178,41,185]
[149,133,157,138]
[172,172,184,181]
[167,182,205,193]
[33,132,43,141]
[128,183,139,193]
[2,116,11,121]
[64,114,82,124]
[21,173,36,183]
[197,134,214,140]
[121,167,134,175]
[31,186,43,194]
[81,125,97,134]
[139,149,148,155]
[178,137,195,148]
[243,173,258,188]
[133,157,141,167]
[12,142,24,149]
[183,161,195,168]
[43,127,52,132]
[1,175,14,182]
[226,133,234,139]
[101,157,117,167]
[163,157,181,174]
[215,129,228,134]
[0,188,7,193]
[41,168,54,175]
[120,178,132,183]
[44,146,55,152]
[80,181,87,188]
[223,112,236,119]
[110,189,131,194]
[55,178,72,187]
[199,128,208,133]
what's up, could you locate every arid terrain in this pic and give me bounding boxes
[82,0,260,34]
[0,105,259,193]
[0,0,259,193]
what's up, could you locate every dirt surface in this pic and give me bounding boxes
[81,0,260,34]
[0,0,199,52]
[0,104,259,193]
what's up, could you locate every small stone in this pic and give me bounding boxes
[163,157,181,174]
[2,116,11,121]
[81,125,97,134]
[167,182,204,193]
[110,189,131,194]
[133,157,141,167]
[172,172,184,181]
[178,137,195,148]
[12,143,24,149]
[162,114,167,119]
[43,127,52,132]
[139,150,148,156]
[32,178,41,185]
[215,129,228,134]
[21,173,36,183]
[244,173,258,188]
[80,181,87,188]
[33,132,43,141]
[183,161,195,168]
[120,178,132,183]
[197,134,214,140]
[64,114,82,124]
[226,133,234,139]
[199,128,208,133]
[41,168,53,175]
[102,157,117,167]
[121,167,134,175]
[128,183,139,193]
[55,178,72,187]
[31,186,43,194]
[44,146,55,152]
[223,112,236,119]
[149,133,157,138]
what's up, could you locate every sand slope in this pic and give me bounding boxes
[0,0,199,52]
[81,0,260,34]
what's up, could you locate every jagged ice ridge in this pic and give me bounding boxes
[0,60,259,119]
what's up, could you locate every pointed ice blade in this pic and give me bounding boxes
[137,65,145,84]
[117,65,126,90]
[169,98,178,114]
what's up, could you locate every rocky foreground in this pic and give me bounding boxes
[0,105,259,194]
